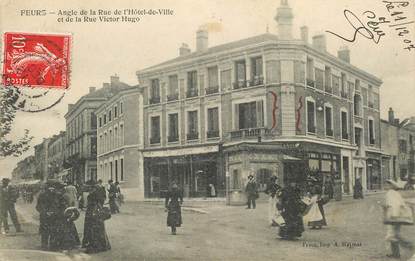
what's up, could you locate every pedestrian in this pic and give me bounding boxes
[63,182,78,207]
[324,176,334,200]
[264,176,282,226]
[383,182,414,258]
[36,180,66,251]
[107,180,119,214]
[97,179,107,206]
[353,177,364,199]
[245,174,258,209]
[82,183,111,254]
[165,182,183,235]
[208,183,216,197]
[1,178,23,234]
[277,182,305,240]
[115,181,124,208]
[304,185,328,229]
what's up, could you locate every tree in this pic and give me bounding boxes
[0,87,33,158]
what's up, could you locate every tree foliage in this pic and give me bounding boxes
[0,87,33,158]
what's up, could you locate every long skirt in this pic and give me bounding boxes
[61,221,80,250]
[82,216,111,253]
[279,212,304,239]
[304,202,325,227]
[167,204,182,227]
[268,197,283,226]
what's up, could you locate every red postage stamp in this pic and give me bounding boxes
[2,32,71,89]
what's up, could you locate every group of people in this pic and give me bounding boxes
[36,179,111,253]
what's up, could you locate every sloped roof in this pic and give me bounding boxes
[140,33,279,72]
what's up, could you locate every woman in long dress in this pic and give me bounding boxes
[82,184,111,253]
[304,186,328,229]
[264,176,282,226]
[165,183,183,235]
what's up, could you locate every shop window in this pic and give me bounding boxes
[307,100,316,133]
[232,169,241,189]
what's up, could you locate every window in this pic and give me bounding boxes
[120,124,124,146]
[150,79,160,104]
[99,135,102,153]
[114,127,118,147]
[306,57,314,86]
[168,75,179,101]
[110,161,113,180]
[341,111,349,139]
[238,101,262,129]
[207,107,219,138]
[104,132,107,152]
[108,110,112,122]
[104,114,107,125]
[251,57,263,85]
[150,116,160,144]
[114,106,118,118]
[341,73,348,98]
[257,169,272,191]
[207,66,219,90]
[115,160,118,182]
[91,112,97,129]
[399,139,407,153]
[354,94,362,116]
[187,71,198,97]
[120,158,124,181]
[325,66,332,93]
[315,68,324,90]
[324,105,333,137]
[99,117,102,128]
[307,100,316,133]
[187,111,198,140]
[220,70,231,91]
[355,79,361,92]
[234,60,246,88]
[109,129,112,150]
[168,113,179,142]
[368,118,375,144]
[232,169,241,189]
[120,102,123,114]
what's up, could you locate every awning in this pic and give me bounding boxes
[18,179,41,185]
[283,155,302,161]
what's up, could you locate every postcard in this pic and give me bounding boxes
[0,0,414,260]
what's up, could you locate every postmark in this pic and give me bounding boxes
[2,32,71,89]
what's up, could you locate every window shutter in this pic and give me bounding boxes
[256,100,264,127]
[234,104,239,130]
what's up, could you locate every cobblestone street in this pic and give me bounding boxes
[1,192,414,261]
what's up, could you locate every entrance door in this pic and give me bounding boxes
[343,157,350,193]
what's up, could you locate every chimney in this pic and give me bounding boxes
[89,87,96,93]
[338,46,350,63]
[68,103,74,111]
[388,107,395,124]
[179,43,191,56]
[102,82,110,89]
[110,74,120,85]
[300,26,309,43]
[196,28,208,52]
[312,34,327,52]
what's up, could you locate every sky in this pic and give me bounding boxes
[1,0,414,178]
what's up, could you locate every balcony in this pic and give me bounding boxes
[187,132,199,140]
[150,136,160,144]
[326,129,334,137]
[249,76,264,86]
[306,78,315,87]
[168,135,179,142]
[167,93,179,101]
[207,130,220,138]
[149,96,160,104]
[307,125,316,134]
[342,132,349,140]
[233,80,247,89]
[205,86,219,95]
[186,88,198,98]
[324,85,332,93]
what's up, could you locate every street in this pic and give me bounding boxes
[1,192,415,261]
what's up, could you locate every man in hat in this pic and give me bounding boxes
[1,178,22,233]
[107,180,119,214]
[245,174,258,209]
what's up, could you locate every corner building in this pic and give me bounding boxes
[136,0,383,200]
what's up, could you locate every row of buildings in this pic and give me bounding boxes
[12,0,415,201]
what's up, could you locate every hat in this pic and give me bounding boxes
[64,207,80,222]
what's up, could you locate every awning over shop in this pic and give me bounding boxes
[283,155,302,161]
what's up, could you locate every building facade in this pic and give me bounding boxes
[96,86,144,199]
[11,155,37,183]
[136,0,383,200]
[34,138,50,181]
[381,108,415,182]
[64,75,132,185]
[47,131,67,180]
